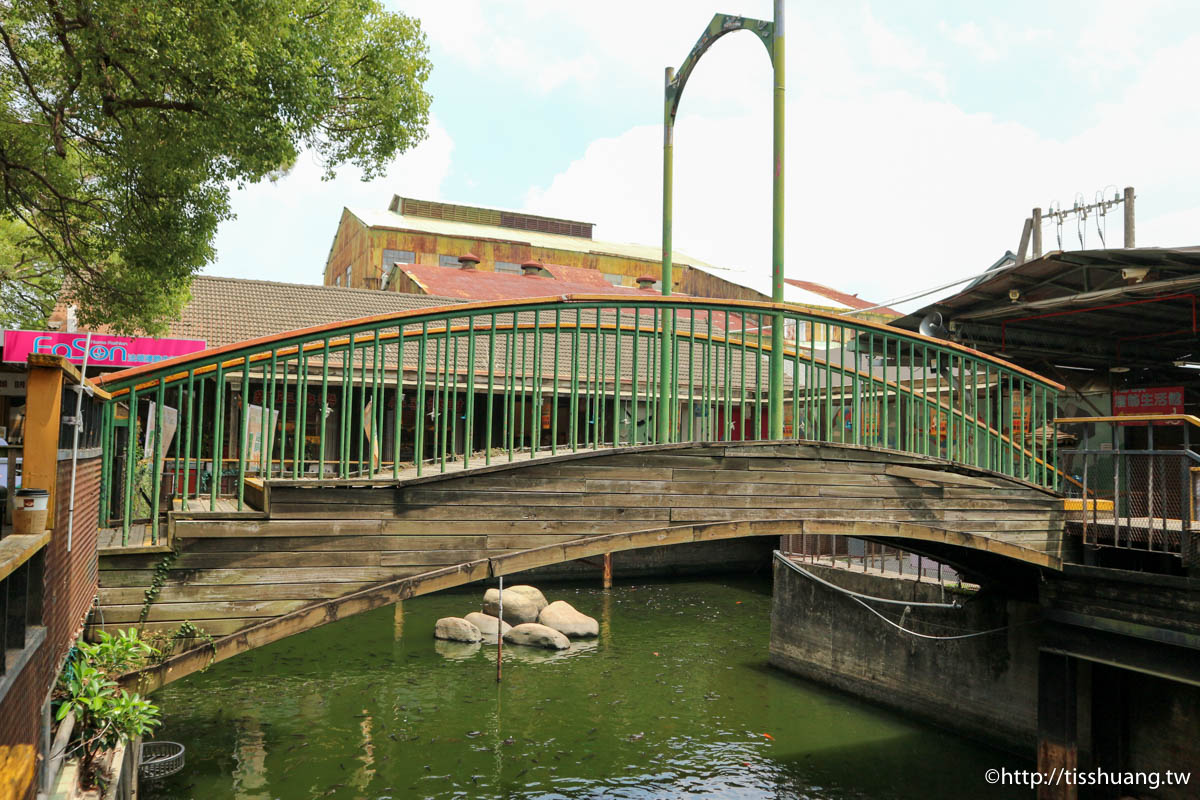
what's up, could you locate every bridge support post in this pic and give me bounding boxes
[602,552,613,589]
[1036,651,1079,800]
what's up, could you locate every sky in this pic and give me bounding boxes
[206,1,1200,314]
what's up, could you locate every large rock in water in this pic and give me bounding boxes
[506,585,548,614]
[503,623,570,651]
[434,617,482,643]
[464,611,511,637]
[538,600,599,638]
[483,588,540,625]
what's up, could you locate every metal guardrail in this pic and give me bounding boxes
[92,296,1062,544]
[1056,414,1199,561]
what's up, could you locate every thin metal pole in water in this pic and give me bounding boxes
[496,575,504,683]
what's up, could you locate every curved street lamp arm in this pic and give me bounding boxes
[666,14,774,123]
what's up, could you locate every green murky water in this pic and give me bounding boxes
[143,578,1028,799]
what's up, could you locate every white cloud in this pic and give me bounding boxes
[937,19,1051,63]
[862,8,947,96]
[522,19,1200,313]
[206,117,454,283]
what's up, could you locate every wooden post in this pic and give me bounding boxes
[602,552,613,589]
[1037,652,1079,800]
[23,355,67,530]
[393,600,404,640]
[1016,217,1033,264]
[1123,187,1135,248]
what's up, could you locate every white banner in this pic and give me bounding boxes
[144,403,178,459]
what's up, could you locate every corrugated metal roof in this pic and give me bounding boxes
[893,247,1200,370]
[783,279,900,317]
[395,262,674,302]
[348,206,729,272]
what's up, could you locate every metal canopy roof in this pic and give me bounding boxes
[894,247,1200,372]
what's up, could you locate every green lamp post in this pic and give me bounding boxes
[661,0,785,442]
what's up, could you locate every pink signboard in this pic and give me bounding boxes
[1112,386,1186,426]
[2,330,206,368]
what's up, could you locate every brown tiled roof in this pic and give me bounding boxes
[47,276,466,350]
[164,276,465,349]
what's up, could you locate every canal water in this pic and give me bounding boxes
[143,577,1029,799]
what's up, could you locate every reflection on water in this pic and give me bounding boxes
[143,578,1029,799]
[434,639,481,661]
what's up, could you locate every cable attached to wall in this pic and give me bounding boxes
[774,551,1034,641]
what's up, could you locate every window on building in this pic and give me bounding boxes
[602,273,624,285]
[382,249,415,271]
[334,275,341,286]
[344,266,352,286]
[438,254,461,267]
[495,261,522,274]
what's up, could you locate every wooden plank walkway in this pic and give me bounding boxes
[94,441,1066,640]
[171,497,267,519]
[97,523,170,555]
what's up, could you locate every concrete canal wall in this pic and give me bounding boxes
[768,558,1040,752]
[769,557,1200,798]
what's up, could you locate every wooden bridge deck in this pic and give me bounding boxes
[94,441,1067,689]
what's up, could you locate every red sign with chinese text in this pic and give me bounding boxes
[1112,386,1185,425]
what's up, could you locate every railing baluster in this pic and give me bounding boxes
[415,323,427,476]
[321,339,331,479]
[486,316,496,463]
[212,364,225,509]
[551,309,559,455]
[441,326,452,470]
[437,326,446,466]
[293,349,306,479]
[614,307,624,446]
[151,381,164,537]
[173,383,183,498]
[569,311,579,451]
[466,317,476,467]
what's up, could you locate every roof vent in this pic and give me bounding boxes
[636,275,657,290]
[521,260,545,277]
[458,252,481,270]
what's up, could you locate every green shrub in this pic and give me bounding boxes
[56,629,160,787]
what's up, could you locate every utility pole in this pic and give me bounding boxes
[1123,186,1135,248]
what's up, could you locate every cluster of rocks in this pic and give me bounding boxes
[434,584,599,651]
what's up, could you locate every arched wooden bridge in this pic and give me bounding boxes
[86,296,1067,689]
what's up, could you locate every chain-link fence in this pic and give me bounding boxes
[1058,417,1198,562]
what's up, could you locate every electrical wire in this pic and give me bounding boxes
[837,255,1031,316]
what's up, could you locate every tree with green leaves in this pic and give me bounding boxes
[0,0,431,333]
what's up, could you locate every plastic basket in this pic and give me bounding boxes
[139,741,185,781]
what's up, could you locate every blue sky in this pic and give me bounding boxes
[207,1,1200,312]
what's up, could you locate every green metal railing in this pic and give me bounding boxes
[94,296,1063,543]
